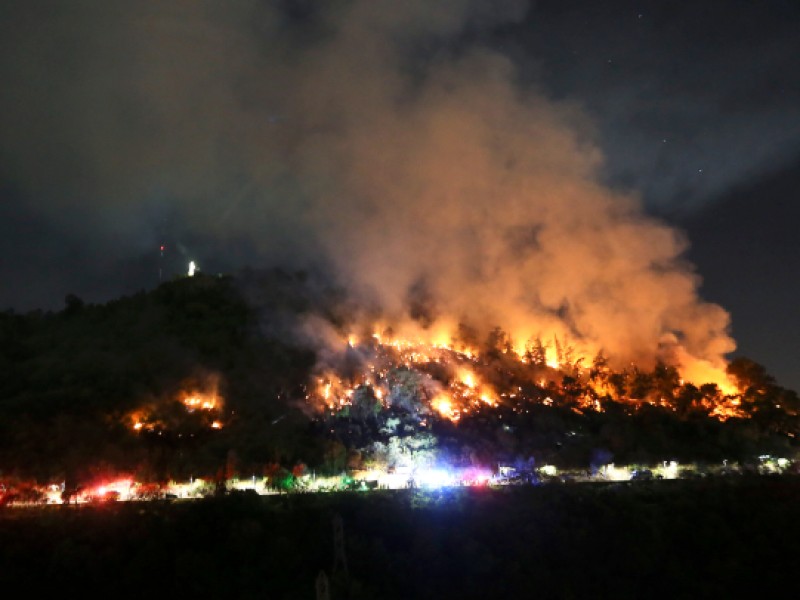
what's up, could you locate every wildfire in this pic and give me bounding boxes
[129,410,162,433]
[305,325,745,424]
[459,369,476,389]
[431,393,459,421]
[127,378,226,433]
[709,396,747,421]
[182,393,219,411]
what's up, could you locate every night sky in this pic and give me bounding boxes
[1,1,798,390]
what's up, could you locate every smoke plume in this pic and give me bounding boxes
[0,1,735,379]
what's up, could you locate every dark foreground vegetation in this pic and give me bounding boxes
[1,475,797,599]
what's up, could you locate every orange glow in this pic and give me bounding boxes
[178,375,224,417]
[128,411,156,432]
[459,370,476,389]
[182,394,219,411]
[479,392,497,406]
[344,324,736,393]
[315,324,744,423]
[431,393,459,421]
[126,375,226,434]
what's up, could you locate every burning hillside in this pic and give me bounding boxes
[0,272,797,489]
[128,374,226,434]
[0,1,798,496]
[305,324,745,427]
[293,310,800,487]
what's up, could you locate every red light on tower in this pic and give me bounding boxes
[158,244,165,282]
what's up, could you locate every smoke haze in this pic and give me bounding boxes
[0,1,735,376]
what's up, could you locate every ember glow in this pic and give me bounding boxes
[182,393,220,412]
[306,326,743,423]
[431,393,458,421]
[127,375,226,433]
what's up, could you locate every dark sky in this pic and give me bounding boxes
[1,0,798,390]
[512,1,800,389]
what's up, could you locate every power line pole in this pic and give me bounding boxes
[316,570,330,600]
[332,513,348,577]
[316,514,347,600]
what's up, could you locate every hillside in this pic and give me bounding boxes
[0,271,798,485]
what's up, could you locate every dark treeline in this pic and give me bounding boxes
[0,271,798,485]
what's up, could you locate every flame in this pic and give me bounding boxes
[308,323,742,424]
[459,369,476,389]
[313,374,354,410]
[128,411,158,432]
[679,359,738,396]
[431,393,459,421]
[479,391,497,406]
[126,377,226,434]
[182,393,219,411]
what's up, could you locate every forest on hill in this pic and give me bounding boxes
[0,271,797,486]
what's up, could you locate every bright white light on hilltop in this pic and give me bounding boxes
[188,261,196,276]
